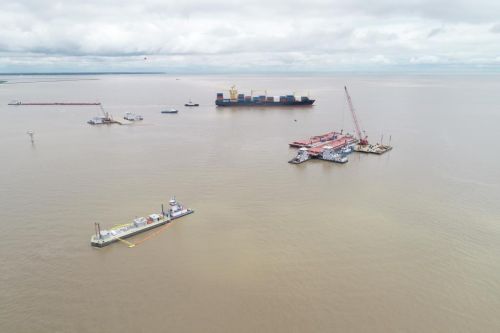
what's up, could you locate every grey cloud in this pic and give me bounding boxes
[2,0,500,72]
[427,28,444,38]
[490,23,500,33]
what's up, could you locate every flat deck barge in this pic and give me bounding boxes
[289,132,357,154]
[289,131,338,148]
[307,135,357,156]
[91,197,194,248]
[8,101,101,106]
[354,144,393,154]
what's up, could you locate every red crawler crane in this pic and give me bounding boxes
[344,86,368,146]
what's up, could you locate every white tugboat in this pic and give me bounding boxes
[184,100,199,107]
[90,196,194,248]
[123,112,143,121]
[167,196,194,219]
[321,146,348,163]
[289,147,310,164]
[341,144,354,155]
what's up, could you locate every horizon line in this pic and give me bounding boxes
[1,68,500,76]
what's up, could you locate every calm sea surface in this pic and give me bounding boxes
[0,74,499,332]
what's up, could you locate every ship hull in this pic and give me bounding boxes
[90,210,194,248]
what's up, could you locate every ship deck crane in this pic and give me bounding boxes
[229,85,238,100]
[344,86,368,146]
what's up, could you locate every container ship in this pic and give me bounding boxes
[216,86,314,107]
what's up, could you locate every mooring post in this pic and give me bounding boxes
[27,130,34,143]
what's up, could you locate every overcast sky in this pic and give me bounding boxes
[1,0,500,72]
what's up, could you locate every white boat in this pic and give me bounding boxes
[124,112,143,121]
[88,116,107,125]
[168,197,193,219]
[288,147,310,164]
[333,155,348,163]
[321,146,348,163]
[341,145,353,154]
[184,100,199,107]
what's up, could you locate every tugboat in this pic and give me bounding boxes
[123,112,143,121]
[161,108,178,114]
[340,144,354,155]
[184,100,199,107]
[288,147,310,164]
[167,196,194,219]
[321,146,348,163]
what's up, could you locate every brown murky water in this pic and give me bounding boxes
[0,74,499,332]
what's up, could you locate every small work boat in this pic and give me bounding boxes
[161,108,178,114]
[321,146,349,164]
[184,100,199,107]
[341,145,354,155]
[88,116,117,125]
[124,112,143,121]
[288,147,310,164]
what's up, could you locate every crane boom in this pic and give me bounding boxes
[99,104,111,119]
[344,86,368,145]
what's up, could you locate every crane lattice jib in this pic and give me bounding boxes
[344,86,365,143]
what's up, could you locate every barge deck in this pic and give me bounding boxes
[9,101,101,106]
[354,144,393,154]
[91,197,194,248]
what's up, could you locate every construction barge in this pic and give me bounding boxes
[216,86,314,107]
[8,100,101,106]
[87,116,122,125]
[91,197,193,248]
[289,131,358,164]
[87,104,123,125]
[289,86,392,165]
